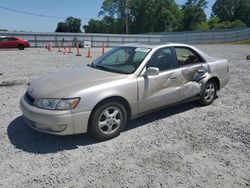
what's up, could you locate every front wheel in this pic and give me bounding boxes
[199,80,217,106]
[18,44,25,50]
[89,102,127,140]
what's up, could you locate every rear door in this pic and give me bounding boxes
[137,47,182,113]
[6,37,18,48]
[174,47,209,100]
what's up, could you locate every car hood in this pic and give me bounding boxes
[27,66,128,99]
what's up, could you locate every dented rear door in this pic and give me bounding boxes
[174,47,209,100]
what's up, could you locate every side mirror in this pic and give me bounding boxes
[143,67,159,76]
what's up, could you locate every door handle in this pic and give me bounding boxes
[170,75,178,79]
[197,69,205,74]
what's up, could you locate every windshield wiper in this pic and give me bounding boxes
[93,64,111,71]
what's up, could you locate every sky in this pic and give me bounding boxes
[0,0,216,32]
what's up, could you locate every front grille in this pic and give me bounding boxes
[25,92,35,104]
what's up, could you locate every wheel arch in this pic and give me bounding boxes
[17,43,25,50]
[87,96,132,131]
[207,77,220,90]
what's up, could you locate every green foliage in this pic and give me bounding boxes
[55,22,69,32]
[98,0,126,33]
[208,16,246,30]
[215,20,246,29]
[207,16,220,30]
[84,0,183,34]
[58,0,250,34]
[55,17,82,33]
[181,0,208,31]
[83,19,107,33]
[65,17,82,33]
[230,20,247,28]
[231,39,250,44]
[212,0,250,26]
[128,0,183,33]
[196,22,210,31]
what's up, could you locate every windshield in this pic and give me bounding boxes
[91,47,151,74]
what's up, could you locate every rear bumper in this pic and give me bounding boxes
[20,96,91,135]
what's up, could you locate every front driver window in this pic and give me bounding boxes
[146,47,178,71]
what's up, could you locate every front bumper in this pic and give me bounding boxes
[20,96,91,135]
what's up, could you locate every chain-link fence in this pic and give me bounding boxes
[1,28,249,47]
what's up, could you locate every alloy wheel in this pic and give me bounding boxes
[204,83,216,102]
[98,107,122,135]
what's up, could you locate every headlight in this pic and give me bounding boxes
[56,98,80,110]
[36,99,60,110]
[35,98,80,110]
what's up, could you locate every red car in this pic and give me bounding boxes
[0,36,30,50]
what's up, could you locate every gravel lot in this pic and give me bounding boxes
[0,45,249,188]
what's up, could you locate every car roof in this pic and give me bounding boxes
[0,36,17,38]
[121,42,194,49]
[121,42,213,62]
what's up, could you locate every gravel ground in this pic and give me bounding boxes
[0,45,249,188]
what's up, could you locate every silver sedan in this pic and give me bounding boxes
[20,43,230,140]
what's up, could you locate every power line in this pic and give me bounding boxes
[0,5,94,20]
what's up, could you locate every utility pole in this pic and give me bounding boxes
[125,0,129,34]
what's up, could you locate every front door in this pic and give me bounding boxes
[137,47,182,113]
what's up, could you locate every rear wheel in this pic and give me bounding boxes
[89,102,127,140]
[18,44,25,50]
[199,80,217,106]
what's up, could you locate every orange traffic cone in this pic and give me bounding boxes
[57,41,61,52]
[68,40,73,53]
[63,46,66,55]
[76,41,81,56]
[48,42,52,52]
[86,47,92,58]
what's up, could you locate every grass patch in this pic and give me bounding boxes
[230,39,250,45]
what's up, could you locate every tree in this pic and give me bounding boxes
[129,0,183,33]
[65,17,82,33]
[208,16,220,30]
[91,0,182,34]
[212,0,250,26]
[98,0,127,34]
[83,19,106,33]
[196,22,209,31]
[55,22,69,32]
[208,18,246,30]
[181,0,208,31]
[55,17,82,33]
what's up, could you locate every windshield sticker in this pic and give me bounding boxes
[135,48,151,53]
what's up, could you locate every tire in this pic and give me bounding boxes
[18,44,25,50]
[199,80,217,106]
[89,102,127,140]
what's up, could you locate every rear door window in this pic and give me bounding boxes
[7,37,17,41]
[175,47,204,66]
